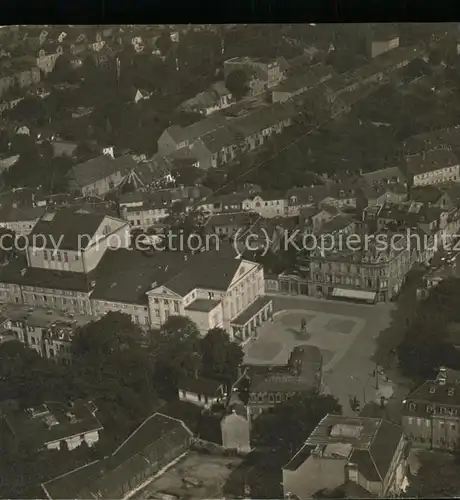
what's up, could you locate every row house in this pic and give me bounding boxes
[224,57,285,96]
[402,367,460,451]
[119,191,173,230]
[407,148,460,187]
[7,307,92,365]
[282,414,407,499]
[305,233,416,303]
[197,193,248,214]
[179,81,234,116]
[157,101,295,170]
[242,191,288,219]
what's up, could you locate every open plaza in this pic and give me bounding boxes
[243,295,396,413]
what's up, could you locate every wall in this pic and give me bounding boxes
[283,455,347,499]
[179,389,219,408]
[186,303,223,334]
[221,413,251,453]
[81,171,125,197]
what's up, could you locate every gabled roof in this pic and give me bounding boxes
[29,208,108,251]
[407,149,460,175]
[67,154,137,188]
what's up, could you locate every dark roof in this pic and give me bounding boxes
[350,420,402,482]
[178,376,223,397]
[5,400,103,449]
[361,166,406,185]
[410,185,445,204]
[404,379,460,410]
[163,245,245,296]
[29,208,108,251]
[0,205,45,222]
[42,413,192,500]
[0,256,93,292]
[91,249,186,304]
[407,149,459,175]
[229,102,296,138]
[67,154,136,187]
[199,125,236,153]
[250,344,322,393]
[185,298,220,312]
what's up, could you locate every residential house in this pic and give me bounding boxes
[119,190,174,230]
[224,57,285,96]
[299,205,339,234]
[407,148,460,187]
[37,44,63,73]
[126,154,176,189]
[409,185,454,209]
[247,345,323,419]
[177,376,226,408]
[204,211,260,239]
[361,166,406,186]
[242,191,287,218]
[6,306,92,364]
[402,367,460,451]
[66,154,137,197]
[0,205,45,236]
[197,193,248,214]
[180,81,234,116]
[3,400,103,452]
[282,414,407,498]
[271,64,335,103]
[228,101,295,154]
[41,412,193,499]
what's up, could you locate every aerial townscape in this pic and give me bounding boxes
[3,22,460,499]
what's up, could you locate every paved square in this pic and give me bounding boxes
[325,318,356,335]
[246,341,283,361]
[279,313,315,327]
[243,308,366,371]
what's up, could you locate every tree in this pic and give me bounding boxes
[155,32,173,56]
[199,327,244,385]
[252,392,342,454]
[151,316,202,397]
[71,312,157,434]
[403,451,460,498]
[0,341,66,407]
[225,69,250,101]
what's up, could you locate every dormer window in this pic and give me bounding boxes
[39,49,45,58]
[448,388,455,396]
[429,387,436,394]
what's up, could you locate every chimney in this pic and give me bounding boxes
[437,366,447,385]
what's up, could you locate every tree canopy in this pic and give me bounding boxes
[225,69,250,101]
[199,327,244,385]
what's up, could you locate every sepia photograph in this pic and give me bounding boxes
[0,22,460,499]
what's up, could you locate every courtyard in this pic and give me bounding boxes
[134,452,243,500]
[243,295,397,414]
